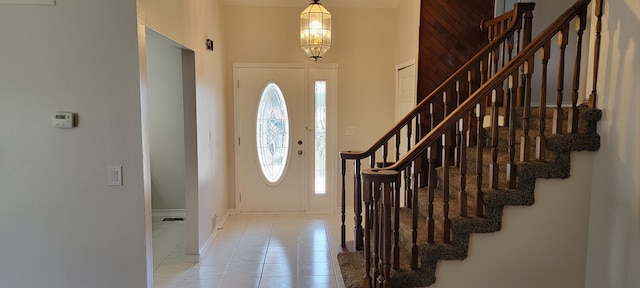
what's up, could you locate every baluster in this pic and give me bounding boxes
[383,180,395,284]
[503,33,515,126]
[405,121,413,208]
[371,181,380,283]
[393,179,400,270]
[427,104,437,243]
[520,57,534,162]
[442,132,452,243]
[588,0,603,109]
[517,63,525,108]
[537,42,551,160]
[467,69,478,147]
[368,155,375,246]
[517,7,535,107]
[490,89,500,189]
[370,153,376,169]
[443,90,453,167]
[419,113,429,187]
[459,118,468,217]
[568,8,588,134]
[393,133,401,207]
[507,73,518,189]
[443,91,452,243]
[411,159,419,269]
[484,57,492,107]
[362,176,372,288]
[553,24,570,135]
[480,59,488,85]
[480,57,491,108]
[475,102,486,217]
[382,143,388,167]
[487,24,495,45]
[522,5,534,46]
[415,114,425,195]
[514,15,522,57]
[511,14,523,107]
[454,81,462,167]
[415,112,421,145]
[484,22,495,99]
[395,131,401,162]
[354,160,363,250]
[341,158,346,249]
[492,28,500,77]
[499,21,507,71]
[427,145,437,243]
[407,120,413,152]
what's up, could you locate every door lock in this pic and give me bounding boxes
[297,150,303,155]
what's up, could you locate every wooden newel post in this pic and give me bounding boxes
[361,168,399,288]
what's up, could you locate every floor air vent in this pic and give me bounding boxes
[162,217,184,221]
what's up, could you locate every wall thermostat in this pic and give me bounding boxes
[53,112,74,128]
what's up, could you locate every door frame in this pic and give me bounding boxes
[142,28,199,272]
[395,59,418,123]
[232,63,338,213]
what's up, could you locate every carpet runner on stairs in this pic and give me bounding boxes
[337,107,601,288]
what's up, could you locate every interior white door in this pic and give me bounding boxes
[396,62,417,156]
[236,67,307,212]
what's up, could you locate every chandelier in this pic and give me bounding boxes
[300,0,332,61]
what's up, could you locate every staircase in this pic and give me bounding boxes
[336,0,604,287]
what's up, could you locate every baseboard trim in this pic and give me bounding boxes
[198,209,235,256]
[152,209,186,218]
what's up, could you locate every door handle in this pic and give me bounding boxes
[297,150,303,155]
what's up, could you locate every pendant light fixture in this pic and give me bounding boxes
[300,0,332,61]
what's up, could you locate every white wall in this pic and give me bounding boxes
[530,0,588,107]
[394,0,420,65]
[432,152,593,288]
[138,0,230,255]
[146,35,186,210]
[585,0,640,287]
[224,5,398,209]
[0,1,147,287]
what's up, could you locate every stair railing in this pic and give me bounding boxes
[359,0,602,284]
[339,2,536,252]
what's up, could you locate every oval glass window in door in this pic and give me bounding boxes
[256,82,290,184]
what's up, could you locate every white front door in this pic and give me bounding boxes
[236,67,307,212]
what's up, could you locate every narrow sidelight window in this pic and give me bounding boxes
[314,81,327,194]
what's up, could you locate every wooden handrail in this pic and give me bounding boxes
[339,2,537,252]
[386,0,593,172]
[351,0,602,282]
[340,3,535,160]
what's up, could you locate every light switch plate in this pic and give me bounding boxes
[108,166,122,186]
[346,126,356,136]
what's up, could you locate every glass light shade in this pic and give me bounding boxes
[300,1,331,61]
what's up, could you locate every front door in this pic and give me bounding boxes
[236,67,307,212]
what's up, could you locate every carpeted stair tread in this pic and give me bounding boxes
[336,107,602,287]
[337,232,437,288]
[495,105,598,134]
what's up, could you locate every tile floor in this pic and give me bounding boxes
[153,213,353,288]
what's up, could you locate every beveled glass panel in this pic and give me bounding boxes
[314,81,327,194]
[256,83,290,184]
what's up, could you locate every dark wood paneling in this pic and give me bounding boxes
[418,0,494,102]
